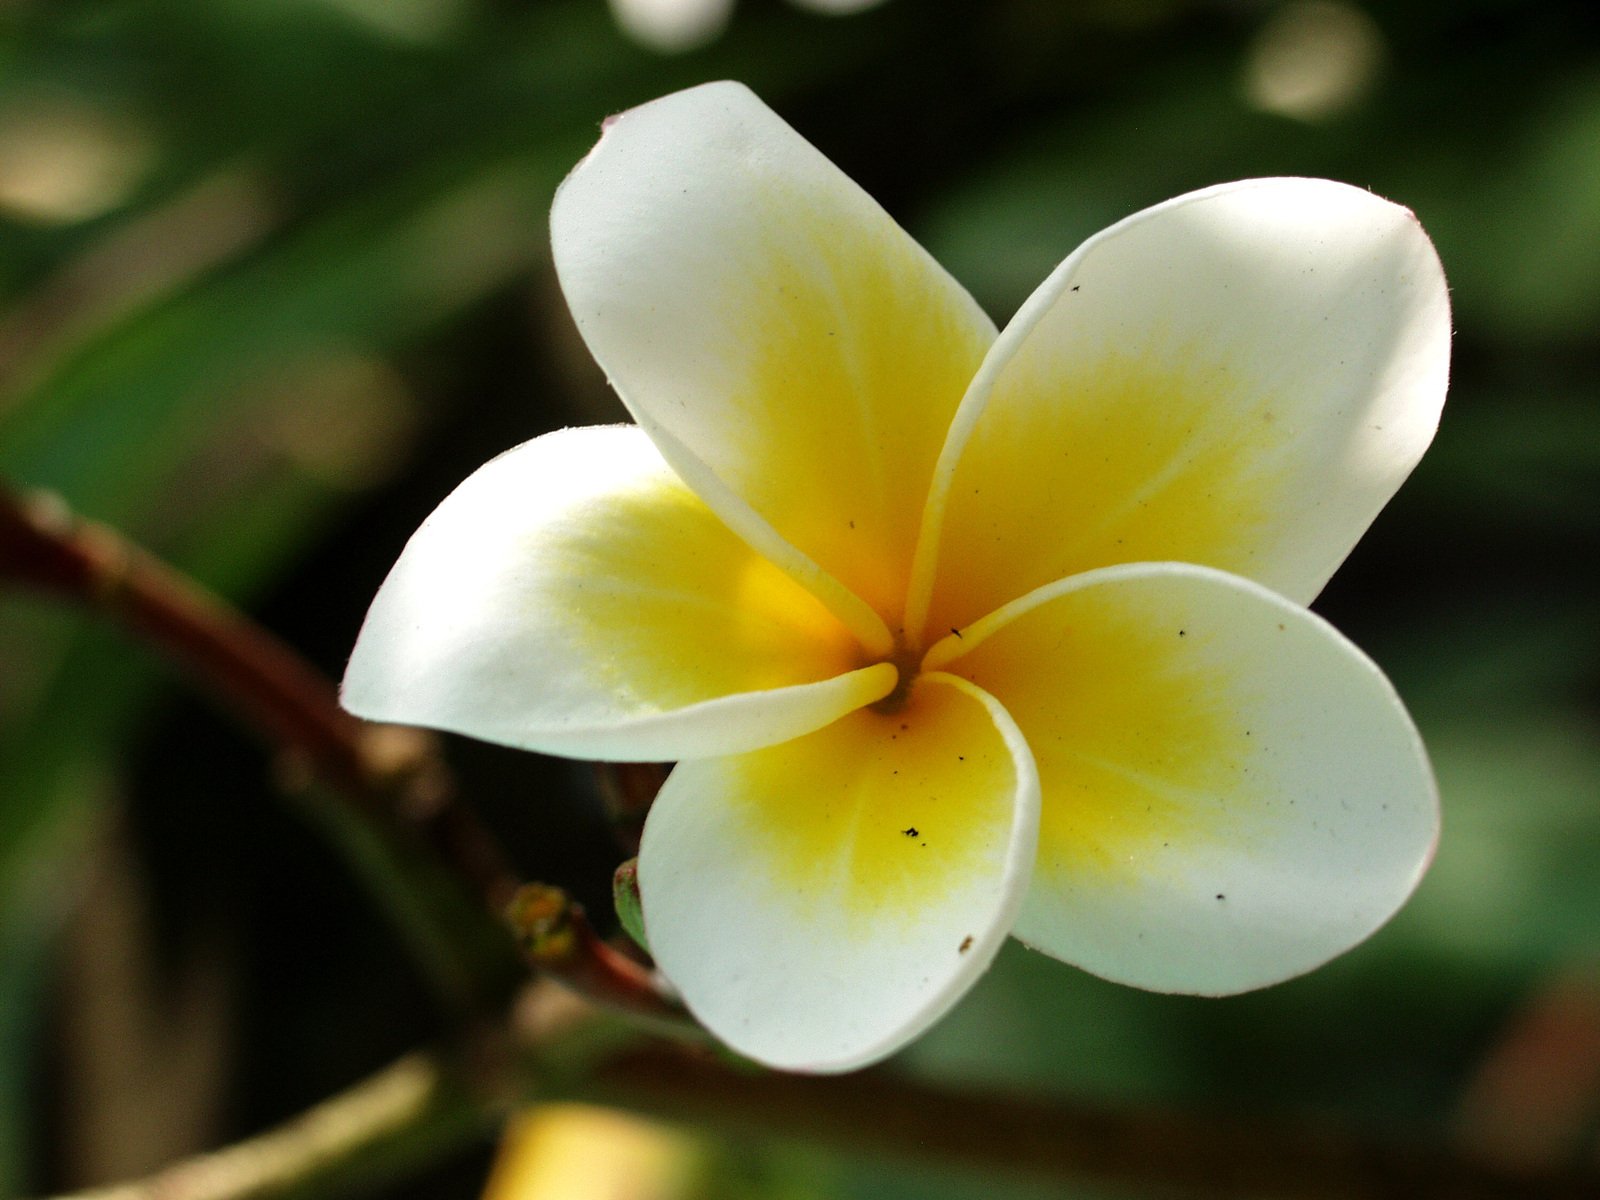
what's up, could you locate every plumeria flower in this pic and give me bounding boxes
[343,82,1449,1072]
[610,0,885,54]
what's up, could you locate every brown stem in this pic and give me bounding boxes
[504,885,684,1027]
[46,987,1600,1200]
[584,1043,1600,1200]
[0,486,370,797]
[0,481,680,1020]
[46,1052,493,1200]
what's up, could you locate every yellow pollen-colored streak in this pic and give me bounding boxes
[719,675,1018,933]
[548,477,863,708]
[925,347,1289,642]
[944,584,1257,885]
[725,209,991,631]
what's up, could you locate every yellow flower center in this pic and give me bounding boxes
[869,634,927,715]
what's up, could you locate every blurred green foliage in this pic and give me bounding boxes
[2,0,1599,1197]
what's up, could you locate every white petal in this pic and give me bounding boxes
[552,81,995,638]
[910,178,1450,641]
[639,673,1038,1071]
[928,561,1437,995]
[342,425,892,761]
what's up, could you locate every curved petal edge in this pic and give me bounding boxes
[911,177,1451,639]
[342,424,890,762]
[638,672,1039,1071]
[934,560,1438,996]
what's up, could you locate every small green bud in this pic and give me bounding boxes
[613,857,650,954]
[505,883,577,963]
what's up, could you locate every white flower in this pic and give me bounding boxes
[343,82,1450,1072]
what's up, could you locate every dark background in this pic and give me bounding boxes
[3,1,1599,1196]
